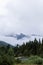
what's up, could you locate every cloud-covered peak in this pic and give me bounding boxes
[5,33,30,40]
[0,0,43,45]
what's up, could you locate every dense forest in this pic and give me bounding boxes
[0,38,43,65]
[14,38,43,57]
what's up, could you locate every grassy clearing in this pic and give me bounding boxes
[15,56,43,65]
[22,56,43,64]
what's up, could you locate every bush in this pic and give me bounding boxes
[0,54,15,65]
[15,58,21,63]
[23,56,43,64]
[34,59,43,65]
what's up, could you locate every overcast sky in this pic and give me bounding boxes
[0,0,43,35]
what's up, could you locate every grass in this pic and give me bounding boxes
[15,56,43,65]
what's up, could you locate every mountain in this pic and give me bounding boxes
[0,33,42,46]
[15,33,28,40]
[0,41,14,47]
[5,33,43,40]
[0,41,9,46]
[5,33,30,40]
[31,34,42,37]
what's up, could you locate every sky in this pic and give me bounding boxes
[0,0,43,35]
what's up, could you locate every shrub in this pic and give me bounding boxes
[15,58,21,63]
[35,59,43,65]
[0,54,15,65]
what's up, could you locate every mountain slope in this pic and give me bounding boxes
[0,41,9,46]
[0,33,42,46]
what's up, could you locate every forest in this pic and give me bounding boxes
[0,38,43,65]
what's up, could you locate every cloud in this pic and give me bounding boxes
[0,0,43,35]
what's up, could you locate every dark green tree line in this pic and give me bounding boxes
[0,38,43,65]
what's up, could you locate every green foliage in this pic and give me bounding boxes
[14,38,43,57]
[21,56,43,65]
[0,54,15,65]
[34,59,43,65]
[15,59,21,63]
[0,45,15,65]
[29,56,43,64]
[0,38,43,64]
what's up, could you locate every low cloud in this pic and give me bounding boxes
[0,0,43,35]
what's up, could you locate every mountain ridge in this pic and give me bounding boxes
[5,33,30,40]
[0,33,42,46]
[5,33,43,39]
